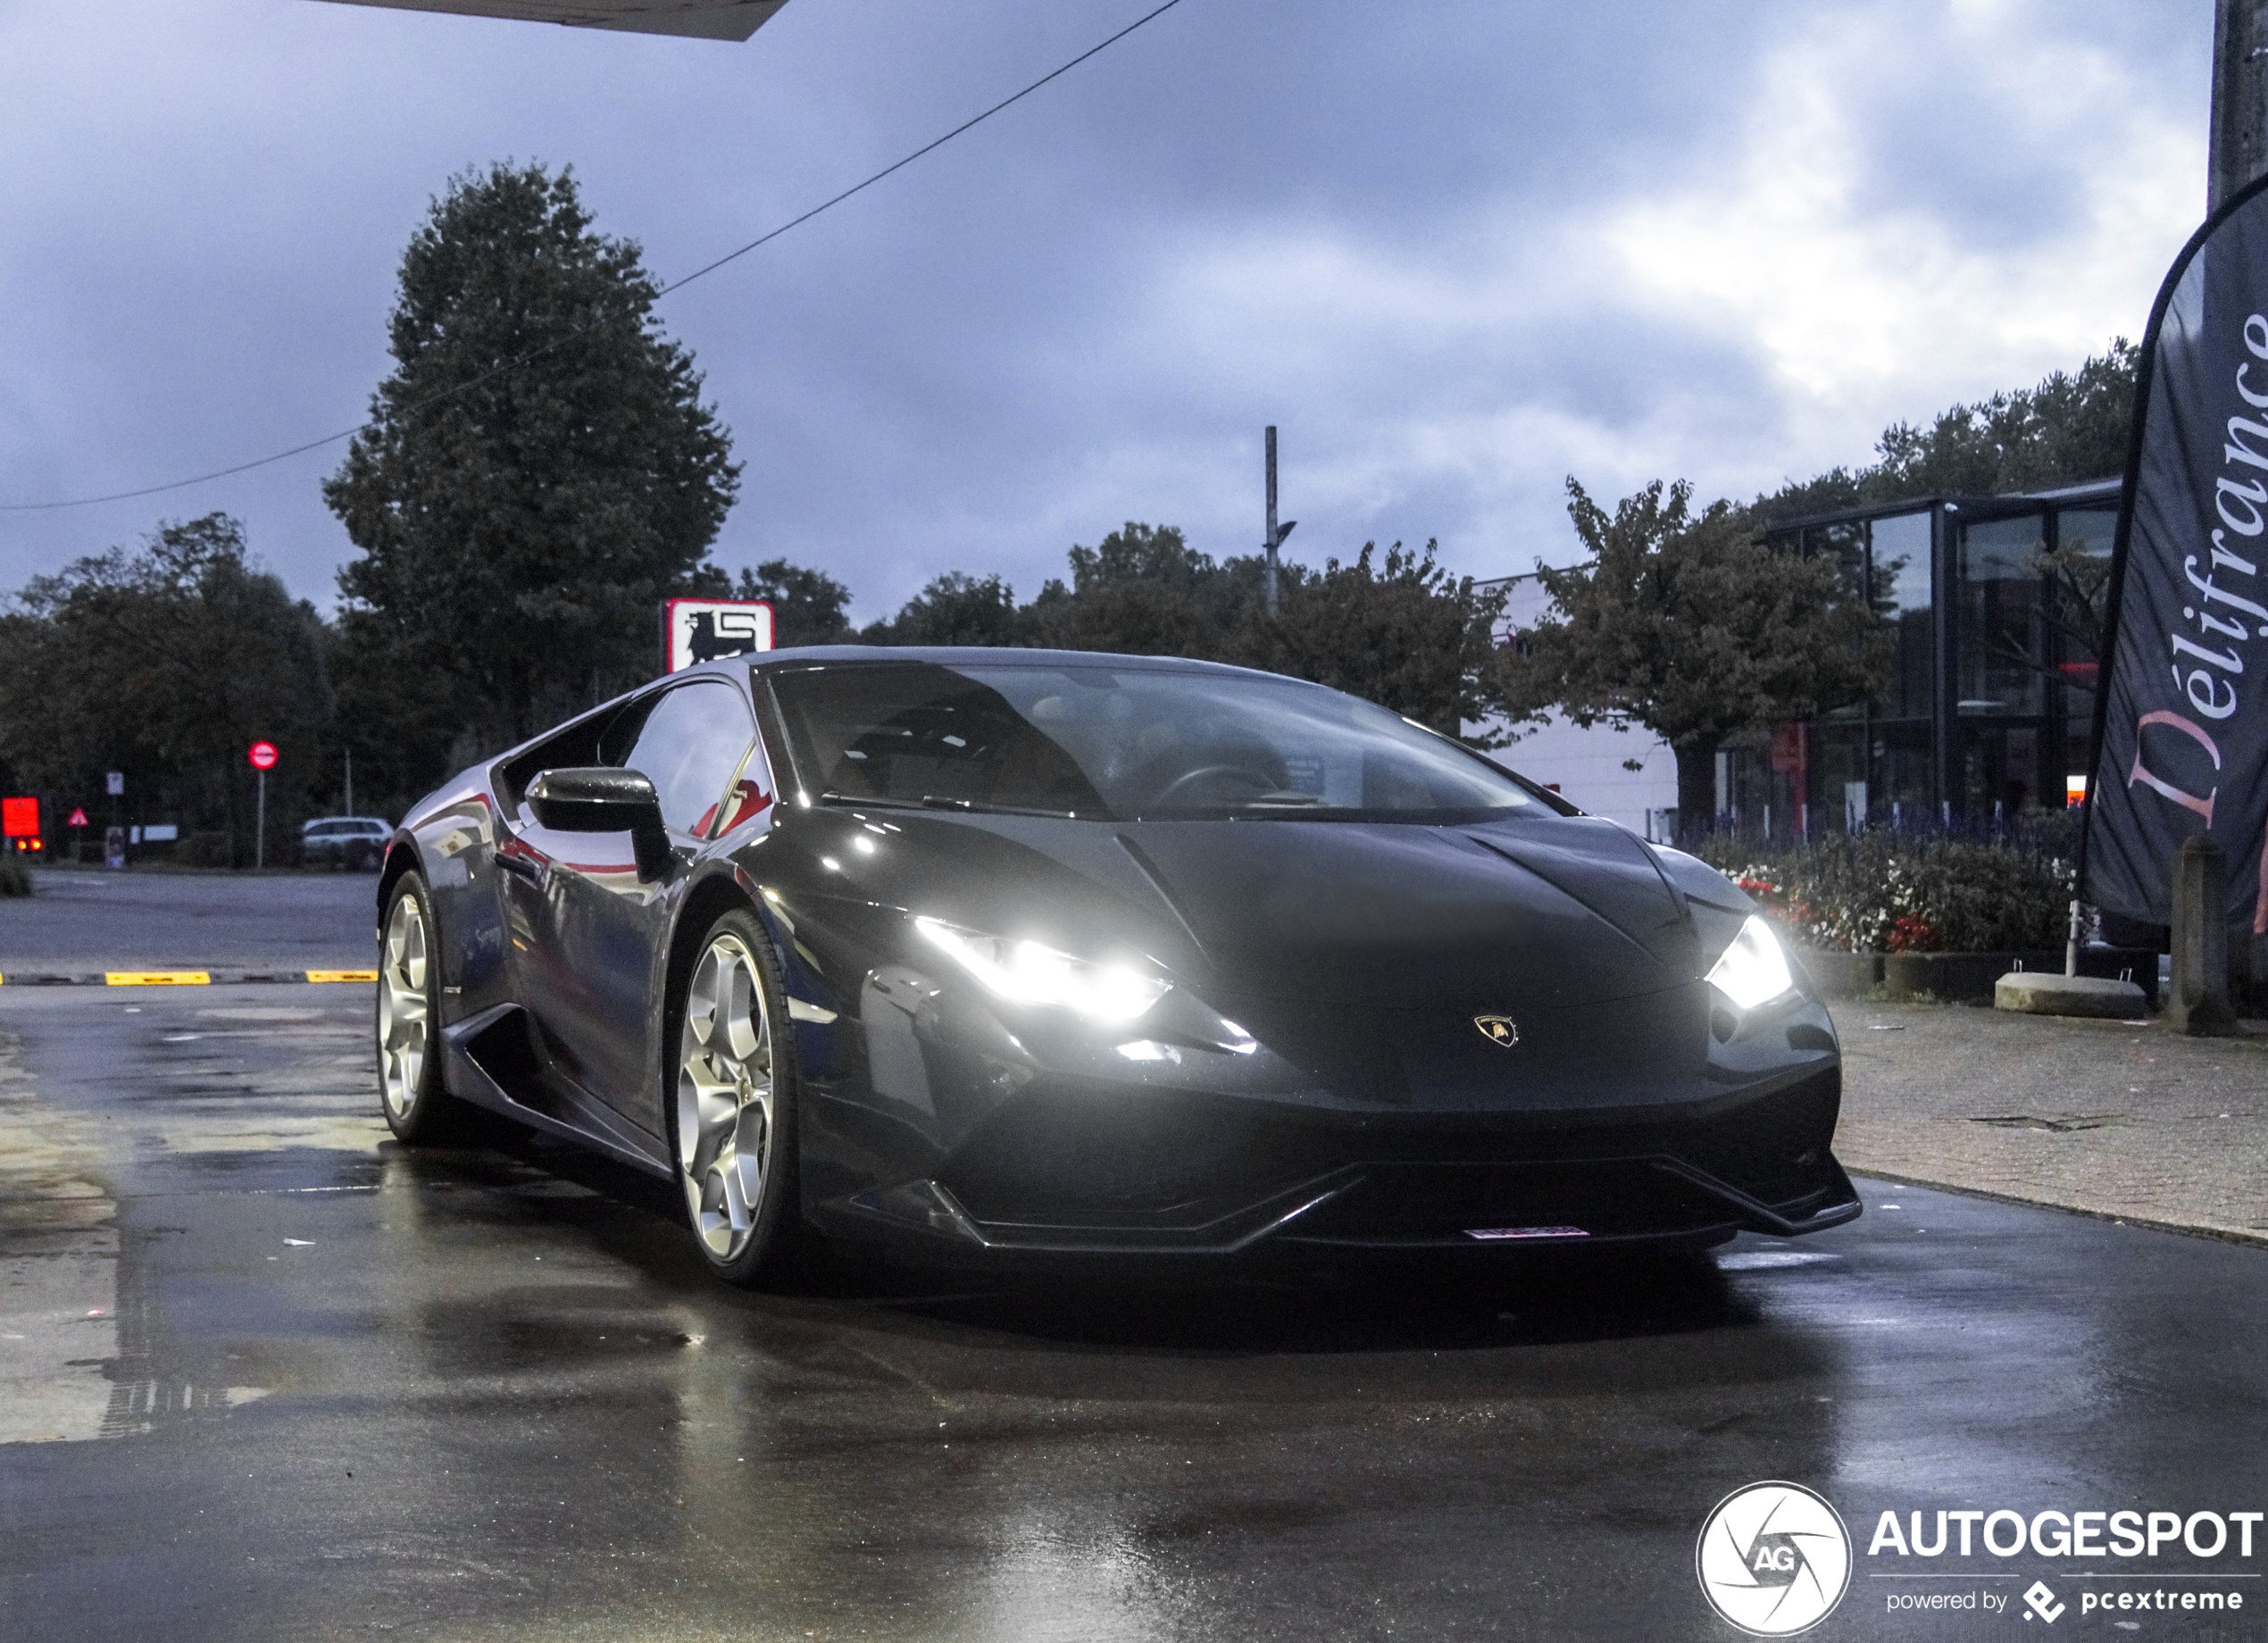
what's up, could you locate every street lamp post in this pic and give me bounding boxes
[1263,426,1297,617]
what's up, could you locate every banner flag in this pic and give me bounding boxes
[2086,173,2268,932]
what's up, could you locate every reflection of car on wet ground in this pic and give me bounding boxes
[372,647,1859,1287]
[301,816,391,871]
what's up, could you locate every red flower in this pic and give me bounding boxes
[1886,913,1940,953]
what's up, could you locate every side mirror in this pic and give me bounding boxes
[526,767,673,880]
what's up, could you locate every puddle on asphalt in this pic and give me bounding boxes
[0,1030,121,1443]
[0,1004,385,1440]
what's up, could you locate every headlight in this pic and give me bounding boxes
[1706,915,1796,1013]
[914,917,1171,1023]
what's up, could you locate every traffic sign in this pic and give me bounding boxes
[105,771,124,796]
[248,741,279,771]
[68,807,88,828]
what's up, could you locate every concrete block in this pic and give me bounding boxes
[1994,972,2149,1019]
[1887,950,2062,1004]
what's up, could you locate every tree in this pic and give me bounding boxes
[734,559,855,647]
[1232,539,1507,738]
[325,162,739,765]
[0,515,332,863]
[680,556,856,646]
[1757,341,2138,523]
[860,572,1038,646]
[1495,480,1888,822]
[1032,523,1228,658]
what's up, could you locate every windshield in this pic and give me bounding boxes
[765,660,1546,822]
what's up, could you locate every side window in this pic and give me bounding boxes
[619,682,758,838]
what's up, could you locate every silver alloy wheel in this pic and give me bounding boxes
[676,931,776,1261]
[378,890,430,1122]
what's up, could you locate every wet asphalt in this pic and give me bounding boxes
[3,880,2267,1639]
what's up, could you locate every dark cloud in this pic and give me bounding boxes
[0,0,2213,625]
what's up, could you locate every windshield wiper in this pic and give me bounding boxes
[921,795,1086,819]
[818,790,923,810]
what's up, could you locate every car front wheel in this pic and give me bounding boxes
[377,873,459,1142]
[671,907,805,1286]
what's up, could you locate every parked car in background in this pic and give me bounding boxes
[302,816,391,871]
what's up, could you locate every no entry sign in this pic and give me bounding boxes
[248,741,278,771]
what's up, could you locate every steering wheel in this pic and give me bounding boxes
[1152,764,1276,806]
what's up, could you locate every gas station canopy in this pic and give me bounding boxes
[311,0,786,42]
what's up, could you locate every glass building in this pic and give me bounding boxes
[1731,477,2121,833]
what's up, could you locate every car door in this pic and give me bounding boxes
[503,679,760,1125]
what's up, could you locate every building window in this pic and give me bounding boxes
[1955,513,2048,717]
[2052,504,2117,788]
[1870,511,1933,722]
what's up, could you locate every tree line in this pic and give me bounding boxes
[0,159,2138,863]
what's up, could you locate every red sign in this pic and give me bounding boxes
[663,598,774,672]
[1,796,38,838]
[68,807,88,828]
[248,741,279,771]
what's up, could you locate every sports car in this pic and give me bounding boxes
[374,646,1859,1286]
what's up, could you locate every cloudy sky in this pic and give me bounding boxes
[0,0,2213,625]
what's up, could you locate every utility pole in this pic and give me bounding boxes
[2213,0,2268,211]
[1263,426,1297,617]
[345,748,354,818]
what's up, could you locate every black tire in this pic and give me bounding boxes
[376,872,459,1143]
[666,905,808,1287]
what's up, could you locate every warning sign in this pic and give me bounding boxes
[69,807,88,828]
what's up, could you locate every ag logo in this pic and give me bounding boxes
[1696,1481,1851,1636]
[1472,1014,1519,1047]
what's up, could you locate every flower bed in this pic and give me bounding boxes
[1695,831,2075,956]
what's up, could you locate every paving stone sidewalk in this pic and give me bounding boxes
[1831,998,2268,1243]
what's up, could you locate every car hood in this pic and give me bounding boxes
[1115,814,1700,1008]
[788,809,1705,1012]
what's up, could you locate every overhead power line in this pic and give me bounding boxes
[0,0,1191,513]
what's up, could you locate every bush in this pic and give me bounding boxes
[181,830,232,869]
[1694,830,2074,954]
[0,852,30,897]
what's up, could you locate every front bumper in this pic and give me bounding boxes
[815,1064,1860,1259]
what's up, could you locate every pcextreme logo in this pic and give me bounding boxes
[1697,1481,1854,1636]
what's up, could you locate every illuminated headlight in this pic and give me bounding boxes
[1706,915,1796,1013]
[914,917,1170,1023]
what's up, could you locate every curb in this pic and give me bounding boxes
[0,969,377,988]
[1848,1166,2268,1251]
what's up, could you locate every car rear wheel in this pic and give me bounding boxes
[671,907,804,1286]
[377,873,458,1143]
